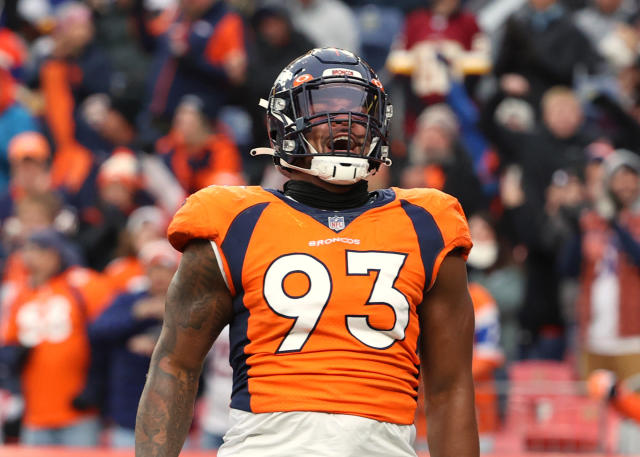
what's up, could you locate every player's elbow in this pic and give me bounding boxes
[425,377,476,427]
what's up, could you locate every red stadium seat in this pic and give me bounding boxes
[504,361,603,452]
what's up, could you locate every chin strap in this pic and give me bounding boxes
[251,148,377,185]
[250,147,277,157]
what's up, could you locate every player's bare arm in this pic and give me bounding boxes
[135,239,233,457]
[419,253,479,457]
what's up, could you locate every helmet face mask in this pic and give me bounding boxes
[261,48,393,185]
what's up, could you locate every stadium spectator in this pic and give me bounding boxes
[286,0,360,53]
[89,239,179,448]
[1,229,112,446]
[493,0,601,108]
[0,192,64,352]
[480,84,536,148]
[39,1,113,194]
[386,0,489,135]
[499,163,586,360]
[75,149,155,271]
[469,282,504,454]
[0,194,62,444]
[489,86,594,206]
[0,132,52,224]
[467,212,525,363]
[240,3,315,183]
[388,0,489,90]
[0,29,38,192]
[580,57,640,154]
[573,0,639,73]
[138,0,247,141]
[77,93,140,159]
[89,0,152,109]
[104,205,168,294]
[569,150,640,381]
[400,104,486,215]
[155,95,244,193]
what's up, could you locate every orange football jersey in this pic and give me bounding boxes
[104,256,147,293]
[168,185,471,425]
[3,267,113,427]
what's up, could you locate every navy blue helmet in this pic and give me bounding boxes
[251,48,393,185]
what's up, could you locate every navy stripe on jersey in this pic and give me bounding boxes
[399,200,444,287]
[221,202,269,412]
[265,188,396,232]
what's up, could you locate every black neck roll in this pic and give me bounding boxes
[283,179,370,210]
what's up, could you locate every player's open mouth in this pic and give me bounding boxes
[327,135,362,152]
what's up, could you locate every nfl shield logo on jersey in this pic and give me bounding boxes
[328,216,345,231]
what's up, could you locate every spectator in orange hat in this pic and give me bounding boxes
[96,149,143,213]
[7,131,50,164]
[89,239,179,448]
[0,132,53,224]
[155,95,245,194]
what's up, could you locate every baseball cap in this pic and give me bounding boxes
[97,148,141,188]
[27,229,82,269]
[417,104,459,137]
[584,140,614,163]
[126,205,167,235]
[138,239,181,269]
[604,149,640,179]
[8,132,51,163]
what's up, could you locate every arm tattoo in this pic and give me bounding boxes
[135,239,233,457]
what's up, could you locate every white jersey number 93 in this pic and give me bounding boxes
[263,251,409,353]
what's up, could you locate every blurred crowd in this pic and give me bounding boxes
[0,0,639,452]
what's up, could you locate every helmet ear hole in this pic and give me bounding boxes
[267,115,284,151]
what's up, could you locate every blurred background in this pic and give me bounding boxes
[0,0,640,454]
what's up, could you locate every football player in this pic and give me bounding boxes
[135,48,479,457]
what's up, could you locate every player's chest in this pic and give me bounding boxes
[231,210,427,352]
[235,207,430,313]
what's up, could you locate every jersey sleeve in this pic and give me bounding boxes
[396,188,472,289]
[429,193,472,288]
[167,186,272,252]
[167,191,220,252]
